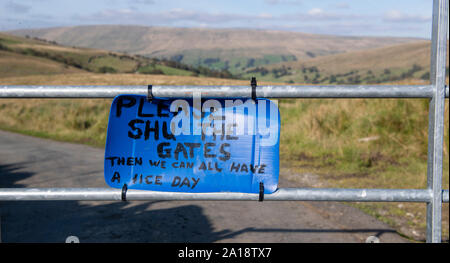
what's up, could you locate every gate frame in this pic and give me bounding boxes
[0,0,448,243]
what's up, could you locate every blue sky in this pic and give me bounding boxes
[0,0,436,38]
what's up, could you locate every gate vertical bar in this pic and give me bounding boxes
[426,0,448,243]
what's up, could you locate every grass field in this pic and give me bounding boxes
[0,50,83,77]
[0,32,233,78]
[242,41,449,85]
[279,95,449,241]
[0,73,448,242]
[1,31,448,241]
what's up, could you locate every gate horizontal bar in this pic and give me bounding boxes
[0,188,448,202]
[1,85,448,99]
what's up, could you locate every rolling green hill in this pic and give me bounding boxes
[0,32,234,79]
[242,40,449,84]
[2,30,446,85]
[9,25,419,75]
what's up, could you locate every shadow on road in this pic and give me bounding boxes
[0,163,35,188]
[1,163,396,242]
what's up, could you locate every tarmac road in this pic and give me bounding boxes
[0,130,408,243]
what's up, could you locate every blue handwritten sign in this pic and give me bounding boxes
[104,94,280,193]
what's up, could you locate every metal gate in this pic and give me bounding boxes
[0,0,448,243]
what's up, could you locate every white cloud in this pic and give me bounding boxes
[72,8,272,26]
[307,8,323,16]
[383,10,430,23]
[60,6,429,38]
[264,0,302,5]
[258,13,273,19]
[71,7,366,29]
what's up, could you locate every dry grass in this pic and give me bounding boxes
[0,50,83,77]
[0,73,254,146]
[259,41,449,85]
[0,73,273,147]
[0,73,259,86]
[278,77,449,241]
[11,43,100,54]
[277,41,433,75]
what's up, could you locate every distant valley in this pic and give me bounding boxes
[0,32,233,79]
[241,40,449,84]
[5,25,447,85]
[10,25,419,76]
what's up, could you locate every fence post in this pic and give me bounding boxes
[426,0,448,243]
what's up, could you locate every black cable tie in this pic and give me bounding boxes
[147,85,153,102]
[251,77,257,101]
[259,182,264,202]
[121,184,128,202]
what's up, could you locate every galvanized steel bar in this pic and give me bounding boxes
[0,85,148,98]
[1,84,446,99]
[256,85,437,99]
[443,190,449,203]
[426,0,448,243]
[0,188,442,202]
[0,1,447,244]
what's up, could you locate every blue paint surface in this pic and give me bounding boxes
[104,95,280,193]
